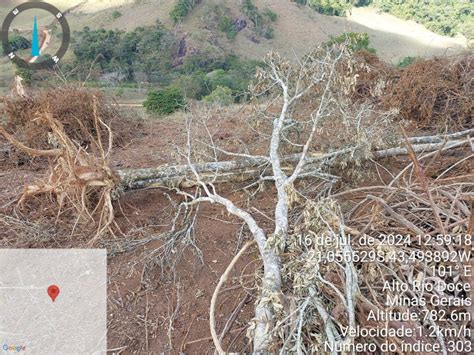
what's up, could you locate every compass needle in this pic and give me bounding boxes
[31,16,39,57]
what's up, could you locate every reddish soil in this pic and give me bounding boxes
[105,112,278,352]
[0,111,275,354]
[1,106,471,354]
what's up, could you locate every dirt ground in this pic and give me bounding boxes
[0,110,276,353]
[1,102,472,353]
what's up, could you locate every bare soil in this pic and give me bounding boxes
[0,105,472,353]
[0,111,274,353]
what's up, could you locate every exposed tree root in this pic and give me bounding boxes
[0,98,118,243]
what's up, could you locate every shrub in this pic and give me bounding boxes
[241,0,275,38]
[354,0,372,6]
[325,32,376,53]
[111,10,122,19]
[397,56,417,68]
[206,69,232,88]
[173,72,208,99]
[115,86,125,98]
[203,86,234,106]
[9,35,31,51]
[297,0,352,16]
[262,27,274,39]
[144,87,186,115]
[170,0,200,23]
[263,9,278,22]
[15,66,33,84]
[219,16,237,40]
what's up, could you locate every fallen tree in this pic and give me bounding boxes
[117,132,473,193]
[153,46,473,352]
[1,45,473,353]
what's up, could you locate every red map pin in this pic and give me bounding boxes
[47,285,60,302]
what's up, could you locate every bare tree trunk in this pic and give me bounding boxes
[117,138,471,193]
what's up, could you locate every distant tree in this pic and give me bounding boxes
[354,0,372,6]
[73,24,176,82]
[397,56,417,68]
[294,0,352,16]
[218,16,238,40]
[263,8,278,22]
[372,0,472,38]
[144,87,186,115]
[309,0,352,16]
[111,10,122,19]
[9,35,31,51]
[203,86,234,106]
[173,72,208,99]
[71,24,259,103]
[170,0,200,23]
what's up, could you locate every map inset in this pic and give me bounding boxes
[0,249,107,354]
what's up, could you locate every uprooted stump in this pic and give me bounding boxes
[1,99,118,244]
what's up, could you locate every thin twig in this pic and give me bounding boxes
[210,241,255,354]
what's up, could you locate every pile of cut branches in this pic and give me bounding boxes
[343,147,472,352]
[347,52,473,129]
[347,50,394,102]
[381,54,473,129]
[1,86,139,164]
[272,136,473,352]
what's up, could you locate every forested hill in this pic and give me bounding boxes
[6,0,467,62]
[0,0,470,99]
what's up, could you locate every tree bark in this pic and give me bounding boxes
[117,138,470,193]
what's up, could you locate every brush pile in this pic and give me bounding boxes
[341,144,472,351]
[382,54,473,129]
[272,136,473,352]
[349,52,473,129]
[1,86,139,164]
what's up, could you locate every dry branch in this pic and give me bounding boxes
[210,241,255,354]
[0,126,61,157]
